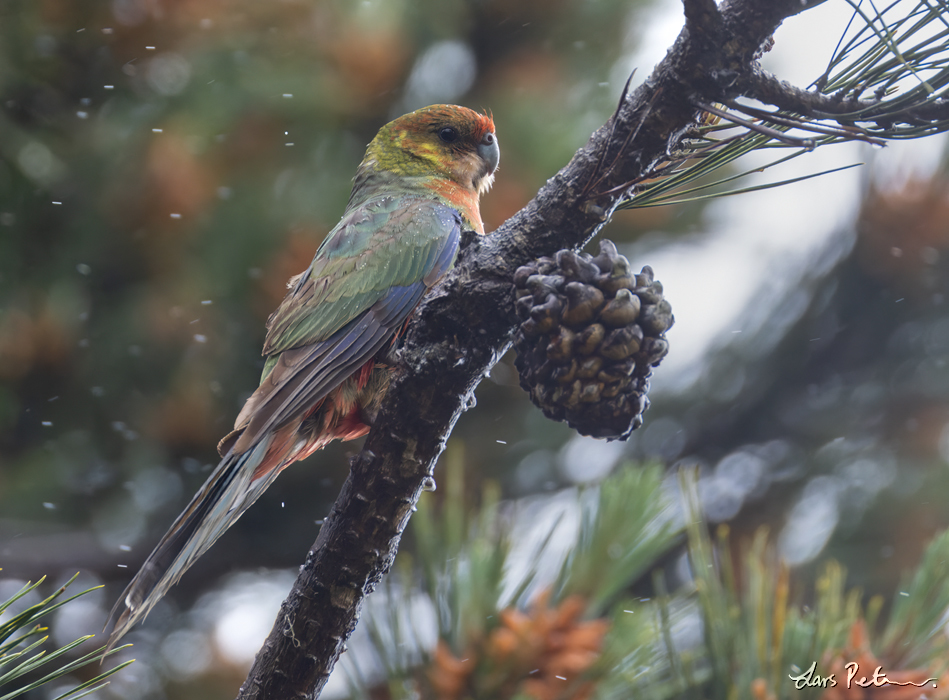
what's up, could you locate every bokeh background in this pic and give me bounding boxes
[2,0,949,697]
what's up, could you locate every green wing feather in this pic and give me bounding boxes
[261,194,462,370]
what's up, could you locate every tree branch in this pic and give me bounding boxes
[236,0,831,697]
[740,64,949,127]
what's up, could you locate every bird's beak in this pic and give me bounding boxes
[479,131,500,175]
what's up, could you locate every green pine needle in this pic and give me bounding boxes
[555,465,680,614]
[0,574,133,700]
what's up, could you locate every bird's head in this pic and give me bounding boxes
[362,104,499,196]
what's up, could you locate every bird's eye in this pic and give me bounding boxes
[438,127,459,143]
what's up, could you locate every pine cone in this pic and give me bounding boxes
[513,240,673,440]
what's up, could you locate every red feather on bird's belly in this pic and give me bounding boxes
[250,359,378,481]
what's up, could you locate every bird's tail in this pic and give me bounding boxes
[104,435,284,652]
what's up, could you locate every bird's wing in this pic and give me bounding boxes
[264,195,462,354]
[229,195,462,453]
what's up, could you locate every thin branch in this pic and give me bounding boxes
[741,59,949,130]
[743,64,885,117]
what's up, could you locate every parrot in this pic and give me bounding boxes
[105,104,499,649]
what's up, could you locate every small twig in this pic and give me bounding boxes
[742,64,880,117]
[741,64,949,131]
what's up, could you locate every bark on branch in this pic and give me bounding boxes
[236,0,825,697]
[739,64,949,127]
